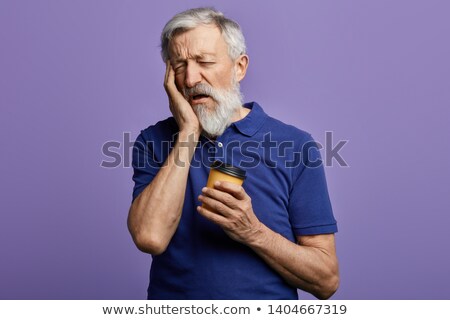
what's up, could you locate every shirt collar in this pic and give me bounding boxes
[232,101,267,137]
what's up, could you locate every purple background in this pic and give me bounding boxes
[1,0,449,299]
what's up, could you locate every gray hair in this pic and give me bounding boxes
[160,7,246,62]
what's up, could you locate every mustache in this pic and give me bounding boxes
[183,83,216,100]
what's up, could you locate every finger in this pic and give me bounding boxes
[201,187,240,209]
[165,63,185,100]
[164,61,175,92]
[164,60,175,94]
[164,60,170,85]
[197,205,229,226]
[213,181,247,201]
[164,61,174,112]
[198,194,234,217]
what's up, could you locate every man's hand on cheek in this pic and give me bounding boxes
[164,61,201,136]
[197,181,263,245]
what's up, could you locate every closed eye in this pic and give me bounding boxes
[173,64,186,74]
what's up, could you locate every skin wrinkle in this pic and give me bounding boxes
[169,25,235,91]
[168,25,247,138]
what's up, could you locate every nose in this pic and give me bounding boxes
[184,62,202,88]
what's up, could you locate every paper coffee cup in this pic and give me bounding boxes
[206,160,246,188]
[203,161,246,209]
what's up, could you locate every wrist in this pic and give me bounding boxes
[178,129,200,143]
[180,125,201,137]
[246,221,269,249]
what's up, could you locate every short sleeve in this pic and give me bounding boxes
[131,131,160,202]
[288,136,338,236]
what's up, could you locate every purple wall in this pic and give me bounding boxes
[1,0,449,299]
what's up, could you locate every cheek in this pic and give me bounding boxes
[215,68,234,87]
[174,75,184,91]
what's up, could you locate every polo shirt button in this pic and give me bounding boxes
[217,142,223,147]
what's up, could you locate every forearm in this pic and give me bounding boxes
[248,224,339,299]
[128,130,199,254]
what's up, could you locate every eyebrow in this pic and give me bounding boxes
[172,53,216,63]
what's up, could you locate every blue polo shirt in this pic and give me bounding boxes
[131,102,337,299]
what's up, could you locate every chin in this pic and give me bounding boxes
[193,103,216,113]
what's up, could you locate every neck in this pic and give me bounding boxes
[202,105,250,140]
[231,106,251,122]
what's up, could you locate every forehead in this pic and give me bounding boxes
[169,24,228,60]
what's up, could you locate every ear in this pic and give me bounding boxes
[234,54,249,82]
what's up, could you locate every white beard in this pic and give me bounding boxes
[183,78,244,139]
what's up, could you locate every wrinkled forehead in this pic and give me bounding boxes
[168,24,229,60]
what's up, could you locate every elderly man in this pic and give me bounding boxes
[128,7,339,299]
